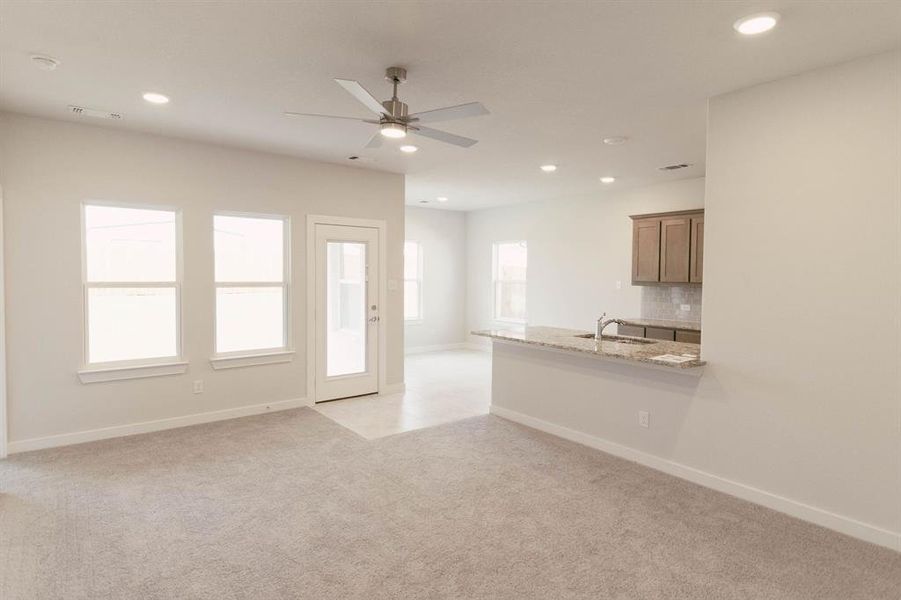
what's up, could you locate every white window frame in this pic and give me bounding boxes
[78,200,187,383]
[209,211,294,370]
[492,240,528,325]
[404,240,424,323]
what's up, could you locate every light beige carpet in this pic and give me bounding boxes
[1,408,899,599]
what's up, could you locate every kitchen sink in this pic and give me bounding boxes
[573,334,656,345]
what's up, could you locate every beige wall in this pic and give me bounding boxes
[701,50,900,538]
[465,177,705,342]
[404,206,467,350]
[0,112,405,445]
[481,50,901,548]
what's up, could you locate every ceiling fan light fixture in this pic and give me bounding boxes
[380,122,407,138]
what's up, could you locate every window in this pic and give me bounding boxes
[493,241,527,323]
[214,214,289,355]
[83,203,180,366]
[404,241,423,321]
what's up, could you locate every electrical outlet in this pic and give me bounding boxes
[638,410,650,428]
[615,280,622,290]
[680,304,691,312]
[193,380,204,394]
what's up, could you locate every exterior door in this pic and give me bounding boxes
[314,224,379,402]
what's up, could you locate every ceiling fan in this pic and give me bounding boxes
[285,66,489,149]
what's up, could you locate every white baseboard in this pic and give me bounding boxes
[490,405,901,553]
[7,397,309,455]
[405,343,468,355]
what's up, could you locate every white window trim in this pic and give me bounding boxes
[78,201,185,384]
[404,240,424,323]
[210,212,293,363]
[492,240,528,325]
[78,360,189,384]
[209,349,296,370]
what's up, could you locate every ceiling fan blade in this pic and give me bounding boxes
[364,131,384,149]
[408,102,489,124]
[411,126,478,148]
[284,111,368,121]
[334,79,386,115]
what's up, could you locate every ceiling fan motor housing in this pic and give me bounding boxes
[381,98,408,120]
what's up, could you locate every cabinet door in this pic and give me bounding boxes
[675,330,701,344]
[690,215,704,283]
[646,327,676,341]
[660,217,691,283]
[632,219,661,283]
[618,324,645,337]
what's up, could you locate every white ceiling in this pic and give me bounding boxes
[1,1,899,211]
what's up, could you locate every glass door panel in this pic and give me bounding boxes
[326,241,367,377]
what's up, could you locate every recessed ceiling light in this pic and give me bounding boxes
[436,197,448,203]
[600,176,616,184]
[380,122,406,138]
[31,54,60,71]
[400,145,418,153]
[142,92,170,104]
[733,12,780,35]
[540,164,557,172]
[603,136,628,146]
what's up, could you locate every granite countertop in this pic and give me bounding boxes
[620,318,702,332]
[472,326,705,371]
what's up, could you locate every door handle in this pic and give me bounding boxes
[368,316,380,323]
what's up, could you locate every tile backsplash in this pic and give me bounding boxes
[640,286,702,322]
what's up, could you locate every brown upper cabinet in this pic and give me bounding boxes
[631,218,661,282]
[690,214,704,283]
[630,209,704,285]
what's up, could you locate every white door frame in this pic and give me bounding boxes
[306,215,388,403]
[0,185,7,459]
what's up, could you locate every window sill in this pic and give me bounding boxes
[78,361,189,384]
[209,350,295,370]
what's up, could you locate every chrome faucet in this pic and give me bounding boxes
[596,312,626,340]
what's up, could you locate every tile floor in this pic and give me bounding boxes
[314,348,491,439]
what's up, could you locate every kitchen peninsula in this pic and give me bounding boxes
[473,326,704,371]
[473,325,707,470]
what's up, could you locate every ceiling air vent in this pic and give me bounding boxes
[658,163,692,171]
[68,105,122,120]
